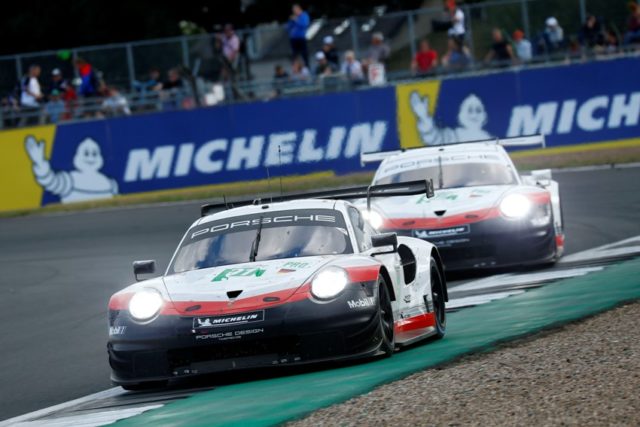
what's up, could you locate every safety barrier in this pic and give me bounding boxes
[0,55,638,212]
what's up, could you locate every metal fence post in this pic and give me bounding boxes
[408,11,417,59]
[181,37,190,68]
[578,0,587,24]
[15,55,23,81]
[350,17,360,58]
[463,5,476,61]
[521,0,531,40]
[125,43,136,89]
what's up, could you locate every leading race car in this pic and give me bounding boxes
[108,181,447,390]
[359,135,564,271]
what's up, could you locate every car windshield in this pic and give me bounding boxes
[374,162,517,189]
[169,209,353,274]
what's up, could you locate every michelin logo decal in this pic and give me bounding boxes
[25,135,118,203]
[410,91,491,146]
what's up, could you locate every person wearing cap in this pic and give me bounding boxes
[321,35,339,68]
[513,29,532,62]
[49,68,70,95]
[446,0,466,42]
[365,32,391,66]
[543,16,564,53]
[314,51,335,77]
[45,89,65,124]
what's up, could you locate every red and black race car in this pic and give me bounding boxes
[108,182,447,390]
[359,136,564,271]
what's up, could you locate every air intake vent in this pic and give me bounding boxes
[227,290,243,299]
[434,210,446,217]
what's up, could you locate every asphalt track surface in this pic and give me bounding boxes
[0,167,639,421]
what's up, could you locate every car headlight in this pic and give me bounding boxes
[129,289,163,321]
[499,194,531,219]
[361,209,383,230]
[311,266,349,300]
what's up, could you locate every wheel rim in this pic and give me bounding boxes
[379,285,394,342]
[431,268,445,327]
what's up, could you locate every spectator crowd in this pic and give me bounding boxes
[3,1,640,129]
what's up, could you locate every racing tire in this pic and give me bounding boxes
[430,257,446,339]
[121,380,168,391]
[378,275,395,357]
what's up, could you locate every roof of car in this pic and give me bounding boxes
[194,198,348,227]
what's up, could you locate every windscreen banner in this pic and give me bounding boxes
[1,56,638,211]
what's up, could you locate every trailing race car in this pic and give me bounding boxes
[108,181,447,390]
[359,135,564,271]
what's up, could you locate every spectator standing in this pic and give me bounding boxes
[162,68,183,90]
[365,32,391,65]
[290,57,311,82]
[19,64,43,126]
[74,58,98,97]
[45,89,65,123]
[442,38,471,70]
[513,29,532,62]
[411,39,438,74]
[604,29,620,54]
[624,2,640,45]
[322,36,340,68]
[579,15,604,50]
[543,17,565,53]
[221,24,240,72]
[484,28,514,66]
[340,50,364,83]
[288,4,310,66]
[447,0,466,42]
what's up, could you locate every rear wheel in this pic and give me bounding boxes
[378,276,395,356]
[430,258,446,339]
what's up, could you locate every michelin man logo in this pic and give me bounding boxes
[25,135,118,203]
[410,91,492,145]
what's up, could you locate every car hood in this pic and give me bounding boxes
[162,256,334,314]
[368,185,513,228]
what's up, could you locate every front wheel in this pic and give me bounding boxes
[430,257,446,339]
[378,275,395,356]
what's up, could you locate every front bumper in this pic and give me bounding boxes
[387,217,556,271]
[108,284,381,385]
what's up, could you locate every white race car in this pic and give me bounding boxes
[107,181,447,390]
[360,135,564,271]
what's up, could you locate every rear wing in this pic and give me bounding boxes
[201,179,435,217]
[361,134,546,166]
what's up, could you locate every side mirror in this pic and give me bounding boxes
[371,233,398,256]
[530,169,552,187]
[133,260,156,281]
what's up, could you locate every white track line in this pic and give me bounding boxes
[560,235,640,263]
[451,267,603,293]
[0,388,124,426]
[448,290,525,309]
[10,404,162,427]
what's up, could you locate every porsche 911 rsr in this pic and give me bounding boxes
[359,135,564,271]
[108,182,447,390]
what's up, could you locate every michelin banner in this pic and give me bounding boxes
[1,56,638,211]
[0,87,397,211]
[397,56,640,149]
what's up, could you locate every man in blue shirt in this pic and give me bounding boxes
[288,4,310,67]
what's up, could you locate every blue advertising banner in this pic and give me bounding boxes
[37,87,397,205]
[3,55,639,211]
[397,56,640,148]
